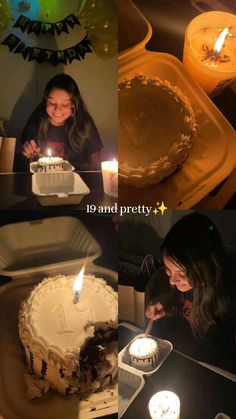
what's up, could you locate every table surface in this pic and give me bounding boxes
[119,325,236,419]
[0,171,117,211]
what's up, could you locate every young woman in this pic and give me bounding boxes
[146,213,236,371]
[15,73,102,171]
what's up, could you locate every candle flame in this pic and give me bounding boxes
[47,148,52,158]
[214,28,228,53]
[73,266,85,293]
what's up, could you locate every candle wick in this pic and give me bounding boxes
[73,291,79,304]
[202,44,230,63]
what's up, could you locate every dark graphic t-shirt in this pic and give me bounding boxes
[19,104,103,170]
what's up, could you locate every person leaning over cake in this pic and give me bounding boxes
[14,73,102,171]
[146,213,236,373]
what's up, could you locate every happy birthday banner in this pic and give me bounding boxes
[13,13,80,36]
[1,33,92,65]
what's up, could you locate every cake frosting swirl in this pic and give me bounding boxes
[119,75,197,187]
[19,274,118,397]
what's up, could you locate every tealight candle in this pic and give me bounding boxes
[183,12,236,95]
[101,159,118,197]
[149,391,180,419]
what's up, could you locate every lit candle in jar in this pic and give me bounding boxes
[149,391,180,419]
[73,266,84,304]
[183,12,236,96]
[101,159,118,198]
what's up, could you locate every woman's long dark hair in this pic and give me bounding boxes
[38,74,91,154]
[161,213,230,339]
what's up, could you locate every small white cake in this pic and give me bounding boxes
[19,274,118,397]
[38,157,64,172]
[119,75,197,187]
[128,335,159,371]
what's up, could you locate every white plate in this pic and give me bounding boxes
[0,277,117,419]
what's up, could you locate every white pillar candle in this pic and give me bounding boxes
[149,391,180,419]
[183,12,236,96]
[101,160,118,197]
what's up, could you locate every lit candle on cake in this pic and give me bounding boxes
[128,335,159,371]
[149,391,180,419]
[47,148,52,160]
[183,12,236,95]
[73,266,84,304]
[101,159,118,198]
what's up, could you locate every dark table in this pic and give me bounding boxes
[0,171,117,211]
[119,325,236,419]
[133,0,236,129]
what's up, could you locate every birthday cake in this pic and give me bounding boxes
[38,156,64,172]
[128,335,159,371]
[119,75,197,187]
[19,274,118,398]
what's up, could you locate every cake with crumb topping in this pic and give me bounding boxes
[19,274,117,398]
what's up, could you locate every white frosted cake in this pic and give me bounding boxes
[119,75,197,187]
[38,157,64,172]
[19,274,118,398]
[128,335,159,371]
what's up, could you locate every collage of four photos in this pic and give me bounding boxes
[0,0,236,418]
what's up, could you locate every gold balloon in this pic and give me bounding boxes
[89,32,117,59]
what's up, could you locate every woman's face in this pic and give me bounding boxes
[163,255,193,292]
[46,88,73,126]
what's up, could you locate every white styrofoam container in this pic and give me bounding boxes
[32,172,90,206]
[118,366,145,419]
[119,334,173,376]
[119,0,236,209]
[0,216,101,280]
[118,333,172,417]
[30,160,75,173]
[0,216,118,418]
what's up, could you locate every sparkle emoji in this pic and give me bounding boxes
[158,201,168,215]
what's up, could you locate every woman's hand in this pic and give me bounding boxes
[22,140,41,159]
[146,302,166,321]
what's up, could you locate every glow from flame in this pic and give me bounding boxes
[47,148,52,158]
[73,266,85,293]
[214,28,228,53]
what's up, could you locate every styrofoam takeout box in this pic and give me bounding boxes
[118,334,173,417]
[0,216,101,279]
[32,172,90,206]
[119,0,236,209]
[30,160,75,173]
[0,216,118,419]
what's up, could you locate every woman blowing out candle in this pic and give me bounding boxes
[146,213,236,372]
[15,74,102,171]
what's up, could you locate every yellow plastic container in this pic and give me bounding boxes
[119,0,236,209]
